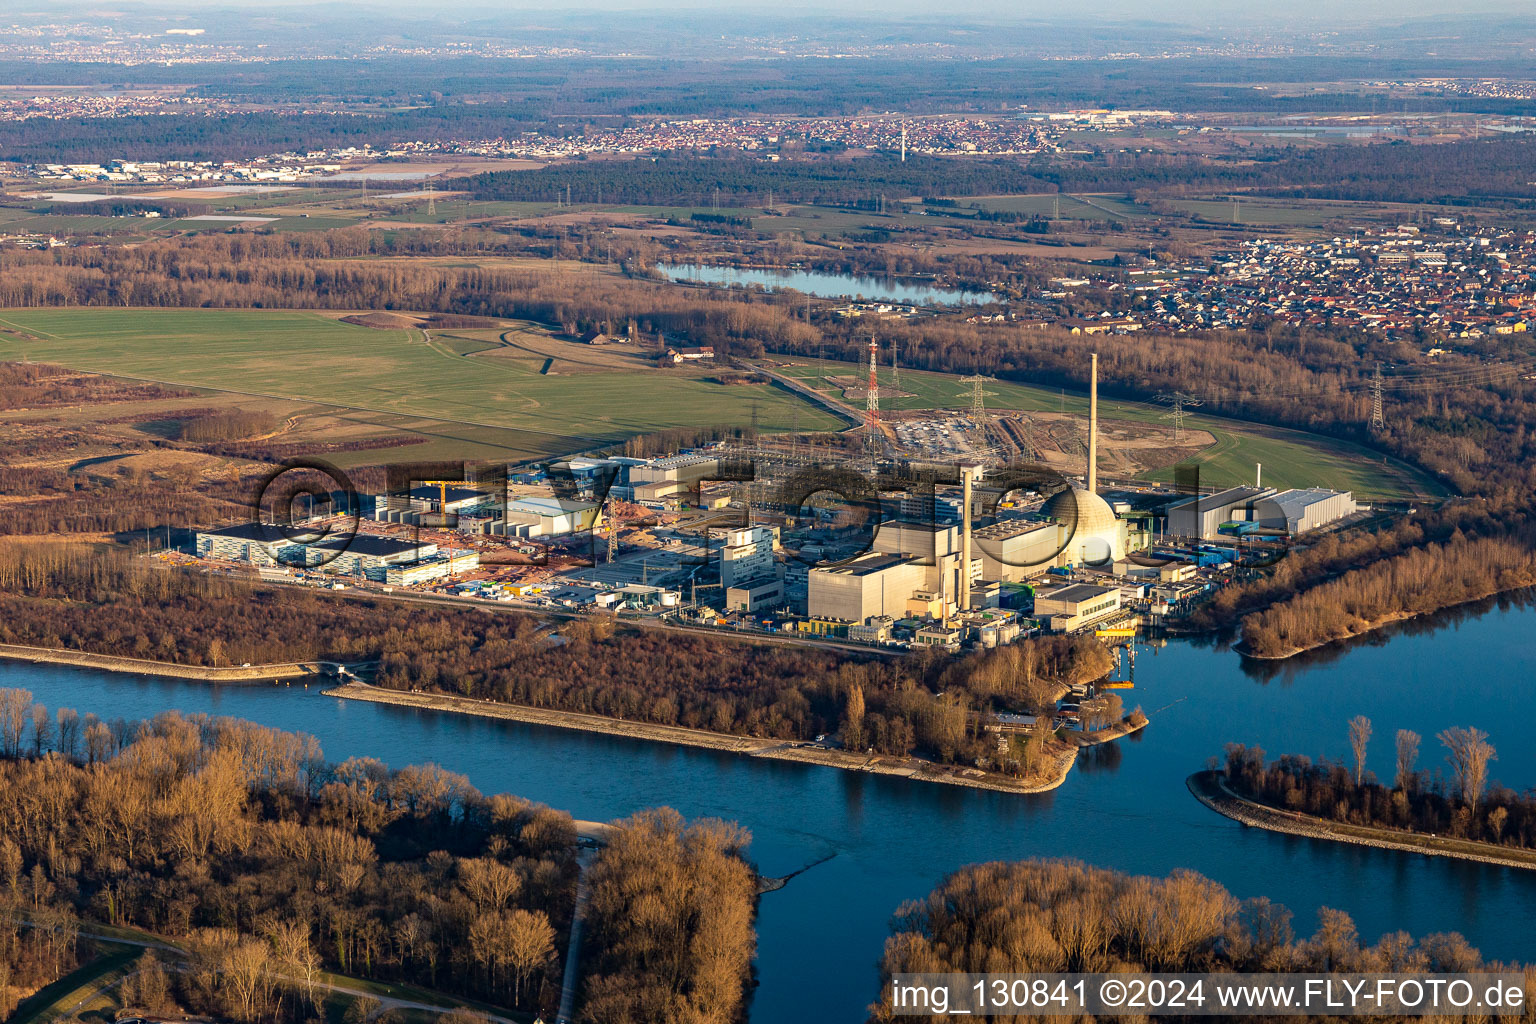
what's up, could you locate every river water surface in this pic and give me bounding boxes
[8,596,1536,1022]
[657,263,997,306]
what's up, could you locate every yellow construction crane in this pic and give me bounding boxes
[422,480,465,528]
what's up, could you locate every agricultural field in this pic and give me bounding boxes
[953,192,1150,221]
[772,357,1442,499]
[0,308,842,455]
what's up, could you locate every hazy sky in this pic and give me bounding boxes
[34,0,1536,19]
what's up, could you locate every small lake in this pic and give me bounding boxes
[10,593,1536,1022]
[657,263,997,306]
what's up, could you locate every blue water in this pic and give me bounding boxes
[8,594,1536,1022]
[657,263,997,306]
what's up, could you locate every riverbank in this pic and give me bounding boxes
[325,682,1079,794]
[1068,715,1148,747]
[1239,580,1536,661]
[1238,608,1428,661]
[1188,770,1536,872]
[0,643,347,683]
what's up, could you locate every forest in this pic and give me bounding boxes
[870,858,1533,1022]
[1239,532,1536,658]
[0,695,761,1024]
[0,699,578,1019]
[0,539,1111,773]
[579,810,757,1024]
[1222,720,1532,849]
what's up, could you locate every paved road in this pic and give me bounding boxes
[554,850,597,1024]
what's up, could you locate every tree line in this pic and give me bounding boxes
[1240,532,1536,658]
[450,136,1536,208]
[871,857,1532,1022]
[1223,714,1530,848]
[0,696,578,1019]
[0,538,1110,773]
[0,694,763,1024]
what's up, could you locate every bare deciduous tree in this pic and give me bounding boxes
[503,908,555,1006]
[1348,715,1372,786]
[1438,727,1497,811]
[1394,729,1420,791]
[0,689,32,758]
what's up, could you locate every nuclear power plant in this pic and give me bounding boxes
[191,350,1357,651]
[800,351,1149,645]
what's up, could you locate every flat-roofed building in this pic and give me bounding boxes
[807,552,926,623]
[872,520,959,561]
[310,535,436,574]
[195,522,284,565]
[1165,486,1276,541]
[848,616,894,644]
[1253,488,1357,535]
[629,454,720,502]
[726,578,784,613]
[380,551,479,586]
[502,496,601,537]
[1033,582,1121,632]
[718,525,777,587]
[972,519,1062,581]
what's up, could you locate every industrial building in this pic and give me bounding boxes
[1165,486,1276,541]
[807,553,927,622]
[628,454,720,502]
[307,536,435,574]
[1040,487,1128,566]
[718,525,778,587]
[195,523,284,565]
[972,519,1063,582]
[196,523,438,575]
[872,520,961,561]
[502,496,601,537]
[1252,488,1358,535]
[726,578,785,613]
[1033,582,1122,631]
[848,616,894,644]
[380,551,479,586]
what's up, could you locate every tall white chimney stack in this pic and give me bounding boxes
[1088,352,1099,494]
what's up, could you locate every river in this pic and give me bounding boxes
[9,594,1536,1023]
[656,263,997,306]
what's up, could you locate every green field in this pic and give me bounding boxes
[0,309,842,457]
[777,358,1442,500]
[953,193,1149,221]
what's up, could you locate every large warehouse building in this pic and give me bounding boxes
[1165,486,1276,541]
[196,523,284,565]
[1253,488,1358,535]
[628,454,720,503]
[501,496,601,538]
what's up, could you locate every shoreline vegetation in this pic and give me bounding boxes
[1188,770,1536,872]
[1237,535,1536,661]
[0,642,354,682]
[871,855,1529,1023]
[324,681,1109,794]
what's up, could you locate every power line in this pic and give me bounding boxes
[1156,391,1204,444]
[1370,362,1386,433]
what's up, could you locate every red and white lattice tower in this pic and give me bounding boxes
[864,336,880,440]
